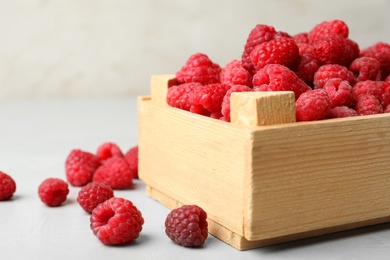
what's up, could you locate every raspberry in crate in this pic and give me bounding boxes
[138,74,390,250]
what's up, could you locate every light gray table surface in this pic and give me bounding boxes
[1,97,390,260]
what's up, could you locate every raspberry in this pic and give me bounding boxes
[0,171,16,201]
[293,32,309,44]
[354,94,383,116]
[221,85,252,122]
[360,42,390,79]
[349,57,382,82]
[38,178,69,207]
[165,205,208,247]
[65,149,100,187]
[323,78,353,108]
[313,36,359,66]
[250,37,299,71]
[188,83,231,118]
[124,145,138,179]
[77,182,114,213]
[351,80,390,109]
[308,19,349,44]
[313,64,355,89]
[252,64,311,100]
[295,89,331,121]
[220,60,252,86]
[328,106,358,119]
[93,157,133,189]
[90,197,144,245]
[167,83,201,111]
[241,24,277,72]
[96,142,123,162]
[176,53,221,85]
[290,54,319,87]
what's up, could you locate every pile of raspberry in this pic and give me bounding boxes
[167,20,390,122]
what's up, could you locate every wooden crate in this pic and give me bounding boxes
[138,74,390,250]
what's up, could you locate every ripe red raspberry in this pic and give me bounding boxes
[313,64,355,89]
[354,94,383,116]
[65,149,100,187]
[349,57,382,82]
[90,197,144,245]
[250,37,299,71]
[328,106,358,119]
[77,182,114,213]
[38,178,69,207]
[323,78,353,108]
[124,145,138,179]
[165,205,208,247]
[360,42,390,79]
[220,85,252,122]
[0,171,16,201]
[351,80,390,109]
[252,64,311,100]
[176,53,221,85]
[295,89,331,121]
[290,54,319,87]
[167,83,201,111]
[241,24,277,72]
[308,19,349,44]
[220,60,252,87]
[96,142,123,162]
[93,157,133,189]
[189,83,231,118]
[293,32,309,44]
[313,36,359,66]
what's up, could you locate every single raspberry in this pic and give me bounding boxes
[293,32,309,44]
[90,197,144,245]
[354,94,383,116]
[328,106,358,119]
[250,37,299,71]
[295,89,331,121]
[220,60,252,87]
[65,149,100,187]
[313,64,355,89]
[167,83,202,111]
[93,157,133,189]
[188,83,231,118]
[77,182,114,214]
[0,171,16,201]
[360,42,390,79]
[290,54,319,87]
[252,64,311,100]
[38,178,69,207]
[165,205,208,247]
[96,142,123,162]
[308,19,349,44]
[323,78,353,108]
[176,53,221,85]
[349,57,382,82]
[220,85,252,122]
[241,24,277,72]
[313,36,359,66]
[124,145,138,179]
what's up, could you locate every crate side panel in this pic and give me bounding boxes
[138,99,249,236]
[247,115,390,240]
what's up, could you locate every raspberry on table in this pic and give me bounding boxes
[313,64,355,89]
[252,64,311,100]
[0,171,16,201]
[77,182,114,214]
[165,205,208,247]
[323,78,353,108]
[328,106,358,119]
[354,94,383,116]
[221,85,253,122]
[349,57,382,82]
[250,36,299,71]
[93,157,133,190]
[295,89,331,121]
[176,53,221,85]
[65,149,100,187]
[220,60,252,87]
[96,142,123,162]
[90,197,144,245]
[308,19,349,44]
[38,178,69,207]
[167,83,202,111]
[290,53,319,87]
[360,42,390,79]
[313,36,359,66]
[124,145,139,179]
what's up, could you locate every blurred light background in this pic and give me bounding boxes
[0,0,389,100]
